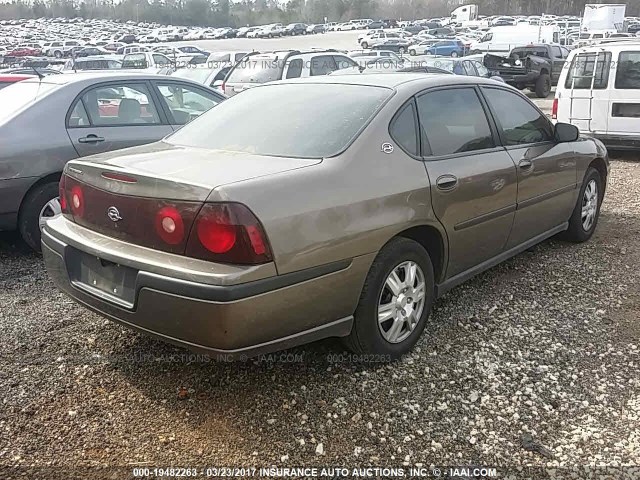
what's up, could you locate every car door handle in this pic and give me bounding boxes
[519,159,533,169]
[78,135,105,144]
[436,174,458,191]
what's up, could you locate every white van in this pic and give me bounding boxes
[471,25,560,54]
[554,41,640,149]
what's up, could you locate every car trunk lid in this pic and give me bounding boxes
[62,141,319,252]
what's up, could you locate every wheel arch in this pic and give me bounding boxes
[395,224,447,284]
[588,157,608,192]
[18,172,62,218]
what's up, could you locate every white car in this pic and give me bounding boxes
[360,32,403,49]
[358,29,384,43]
[337,22,355,31]
[408,39,441,56]
[247,27,262,38]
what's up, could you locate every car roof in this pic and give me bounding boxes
[19,71,180,86]
[278,72,496,89]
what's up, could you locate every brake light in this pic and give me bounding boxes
[552,98,558,119]
[186,203,272,265]
[221,82,226,94]
[70,184,84,218]
[59,175,67,212]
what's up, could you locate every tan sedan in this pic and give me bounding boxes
[42,74,609,360]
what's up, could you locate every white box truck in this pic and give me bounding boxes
[582,4,626,32]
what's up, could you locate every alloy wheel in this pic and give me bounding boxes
[378,261,426,344]
[581,179,598,231]
[39,197,61,231]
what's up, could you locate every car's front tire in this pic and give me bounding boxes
[409,49,416,56]
[345,237,435,360]
[562,167,603,243]
[18,181,60,252]
[361,42,368,48]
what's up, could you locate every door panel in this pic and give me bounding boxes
[416,87,518,278]
[504,143,577,247]
[480,87,577,248]
[66,81,173,157]
[561,52,611,134]
[608,50,640,135]
[426,151,518,277]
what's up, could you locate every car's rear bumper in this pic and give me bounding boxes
[41,216,373,359]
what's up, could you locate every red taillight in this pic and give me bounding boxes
[101,171,138,183]
[552,98,558,120]
[186,203,272,265]
[221,82,226,94]
[155,206,185,245]
[59,175,67,212]
[70,184,84,218]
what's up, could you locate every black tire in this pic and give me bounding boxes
[409,49,416,56]
[54,50,62,58]
[361,42,368,49]
[535,73,551,98]
[344,237,435,360]
[398,47,405,54]
[451,51,459,57]
[561,167,603,243]
[18,181,59,252]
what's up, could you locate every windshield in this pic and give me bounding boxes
[167,83,392,158]
[0,81,59,124]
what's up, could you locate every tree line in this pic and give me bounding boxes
[1,0,639,28]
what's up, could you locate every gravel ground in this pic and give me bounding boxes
[1,155,640,479]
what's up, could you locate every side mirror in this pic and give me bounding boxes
[555,122,579,143]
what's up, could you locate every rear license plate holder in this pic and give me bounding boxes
[66,247,138,309]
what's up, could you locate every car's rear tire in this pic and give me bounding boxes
[54,50,62,58]
[561,167,603,243]
[535,73,551,98]
[398,47,405,54]
[18,181,60,252]
[344,237,435,360]
[451,51,459,57]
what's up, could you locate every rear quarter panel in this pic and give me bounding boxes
[209,88,443,276]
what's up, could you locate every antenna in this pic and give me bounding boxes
[30,65,44,80]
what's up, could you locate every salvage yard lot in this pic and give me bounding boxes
[1,154,639,474]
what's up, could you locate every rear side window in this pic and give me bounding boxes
[482,88,553,145]
[227,56,284,83]
[310,55,337,76]
[68,100,90,127]
[565,52,611,89]
[416,88,494,156]
[615,51,640,89]
[389,102,418,156]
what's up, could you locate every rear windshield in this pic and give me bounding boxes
[226,56,285,83]
[167,83,392,158]
[0,81,59,124]
[122,53,148,69]
[173,67,213,83]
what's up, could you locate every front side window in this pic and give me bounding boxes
[334,55,358,70]
[482,88,553,145]
[565,52,611,89]
[80,83,161,126]
[156,83,221,125]
[615,51,640,89]
[416,88,494,156]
